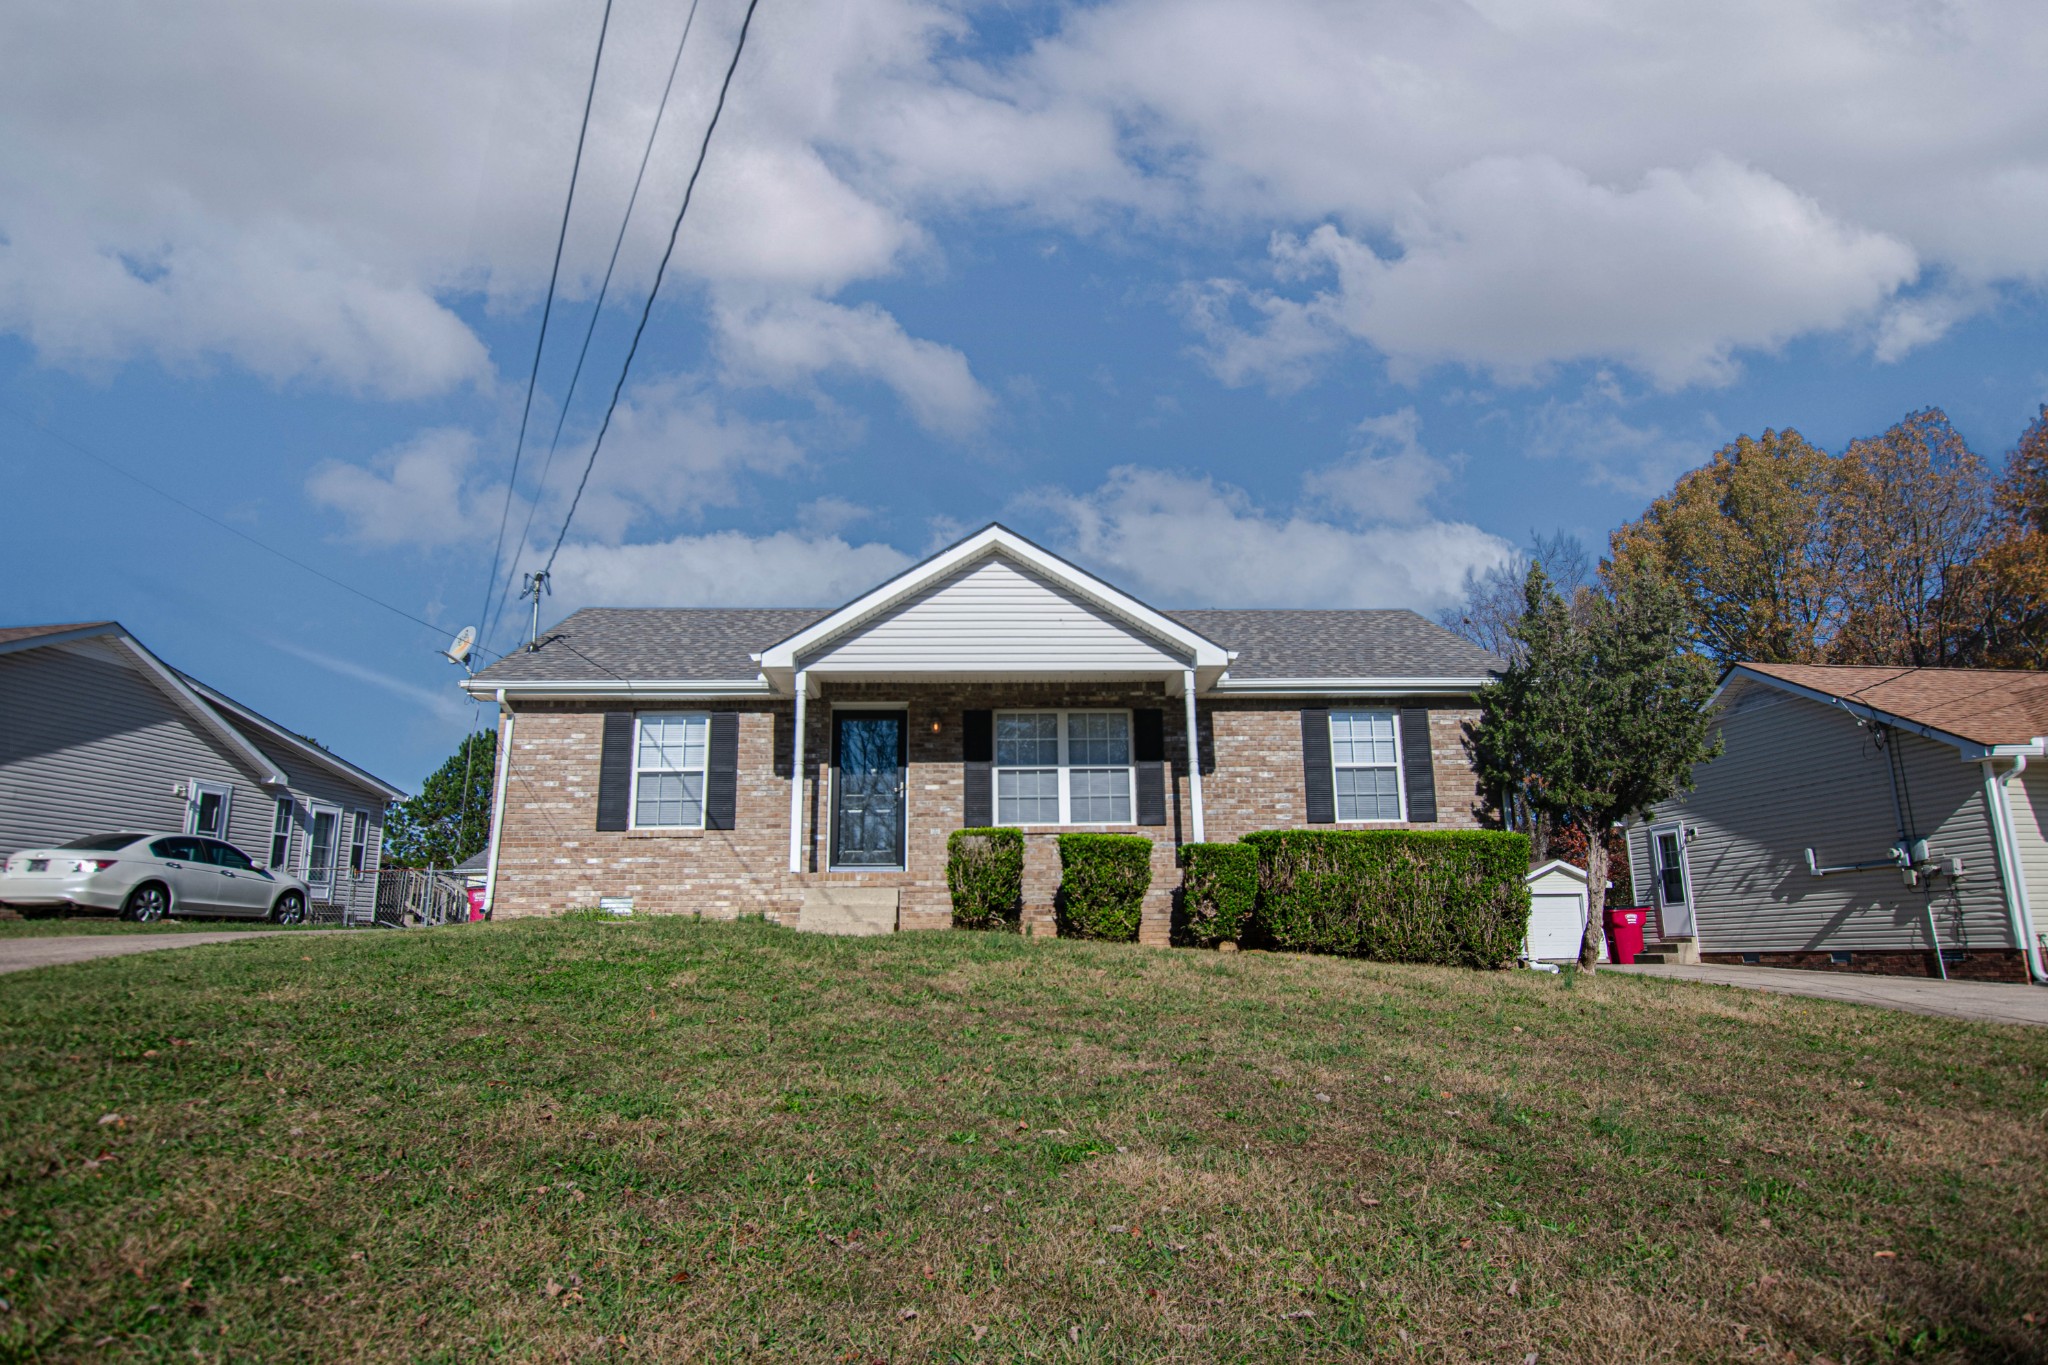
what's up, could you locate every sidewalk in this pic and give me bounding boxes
[0,930,347,977]
[1608,962,2048,1027]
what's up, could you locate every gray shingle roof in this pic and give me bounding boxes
[1166,610,1503,678]
[472,605,1499,683]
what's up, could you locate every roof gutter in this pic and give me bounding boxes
[1207,675,1493,697]
[460,678,774,702]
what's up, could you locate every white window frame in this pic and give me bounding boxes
[630,712,712,831]
[348,810,369,878]
[1650,824,1691,910]
[267,796,293,870]
[303,801,340,898]
[993,708,1137,827]
[1329,710,1408,824]
[187,780,233,839]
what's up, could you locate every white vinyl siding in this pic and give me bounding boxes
[1633,680,2013,955]
[1330,710,1405,822]
[800,555,1188,674]
[633,714,709,830]
[995,710,1133,825]
[2011,769,2048,919]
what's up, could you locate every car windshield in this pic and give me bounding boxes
[55,833,146,851]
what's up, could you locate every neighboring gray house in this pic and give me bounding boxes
[0,622,404,923]
[1626,663,2048,982]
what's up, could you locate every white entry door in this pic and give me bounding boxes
[304,804,340,903]
[188,781,232,840]
[1650,825,1695,936]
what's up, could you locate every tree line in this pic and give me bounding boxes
[1449,402,2048,968]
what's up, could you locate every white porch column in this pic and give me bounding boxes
[1183,668,1205,844]
[788,671,809,873]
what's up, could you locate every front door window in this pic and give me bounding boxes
[1654,830,1688,907]
[832,712,906,868]
[189,781,231,839]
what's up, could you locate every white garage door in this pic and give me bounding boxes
[1527,891,1604,961]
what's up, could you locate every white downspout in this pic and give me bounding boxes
[1983,755,2045,983]
[481,688,513,919]
[788,671,809,873]
[1182,669,1205,844]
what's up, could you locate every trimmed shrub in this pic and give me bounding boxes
[1055,833,1153,942]
[1177,842,1258,947]
[1242,830,1532,968]
[947,828,1025,931]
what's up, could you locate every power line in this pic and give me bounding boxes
[542,0,762,578]
[0,403,492,655]
[475,0,616,652]
[483,0,704,657]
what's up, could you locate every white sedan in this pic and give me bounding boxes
[0,832,310,924]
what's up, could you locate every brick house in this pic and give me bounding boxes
[464,525,1501,943]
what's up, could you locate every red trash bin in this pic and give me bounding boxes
[1603,907,1647,965]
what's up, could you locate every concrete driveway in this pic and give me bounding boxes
[0,930,348,977]
[1610,962,2048,1027]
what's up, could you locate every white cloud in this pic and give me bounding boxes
[1301,408,1453,525]
[1523,373,1722,496]
[713,294,993,437]
[1034,466,1508,610]
[306,427,507,548]
[551,529,911,607]
[1194,158,1917,389]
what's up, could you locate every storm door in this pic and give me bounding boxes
[831,711,907,869]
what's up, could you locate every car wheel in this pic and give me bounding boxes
[270,891,306,926]
[122,883,170,924]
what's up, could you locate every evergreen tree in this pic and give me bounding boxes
[384,730,496,869]
[1474,565,1721,969]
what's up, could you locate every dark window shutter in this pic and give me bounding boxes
[705,711,740,830]
[1398,708,1436,824]
[1133,707,1166,826]
[1300,708,1334,824]
[596,712,634,831]
[962,710,992,827]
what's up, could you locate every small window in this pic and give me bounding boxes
[634,714,710,829]
[1741,952,1761,964]
[189,782,231,838]
[349,812,368,876]
[994,710,1132,826]
[1829,951,1852,965]
[269,798,292,870]
[1330,711,1404,821]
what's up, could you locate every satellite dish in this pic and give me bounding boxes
[443,626,477,667]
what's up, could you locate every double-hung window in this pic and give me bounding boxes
[1330,710,1405,821]
[268,797,292,870]
[348,811,369,876]
[995,710,1133,825]
[633,714,710,829]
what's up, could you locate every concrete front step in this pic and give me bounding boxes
[798,887,900,936]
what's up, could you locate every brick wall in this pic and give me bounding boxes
[489,687,1490,944]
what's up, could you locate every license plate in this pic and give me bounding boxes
[27,859,47,872]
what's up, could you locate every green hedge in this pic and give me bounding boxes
[1242,830,1531,968]
[1055,833,1153,942]
[946,828,1024,931]
[1177,842,1258,947]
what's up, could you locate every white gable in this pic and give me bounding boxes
[798,554,1190,675]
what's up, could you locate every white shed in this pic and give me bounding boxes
[1524,860,1608,963]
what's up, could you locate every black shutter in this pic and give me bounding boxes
[596,712,634,831]
[705,711,739,830]
[963,710,993,827]
[1300,707,1334,824]
[1133,707,1166,826]
[1399,708,1436,824]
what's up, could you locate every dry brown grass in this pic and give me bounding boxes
[1,917,2044,1362]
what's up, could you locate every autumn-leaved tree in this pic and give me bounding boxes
[1976,405,2048,667]
[1606,428,1850,663]
[384,730,496,869]
[1834,408,1992,666]
[1473,565,1721,969]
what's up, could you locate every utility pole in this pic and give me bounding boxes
[520,570,551,652]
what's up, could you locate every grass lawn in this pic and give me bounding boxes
[1,918,2043,1362]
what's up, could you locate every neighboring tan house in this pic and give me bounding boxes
[1625,663,2048,982]
[463,524,1503,942]
[0,622,404,923]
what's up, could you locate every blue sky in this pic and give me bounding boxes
[5,0,2048,792]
